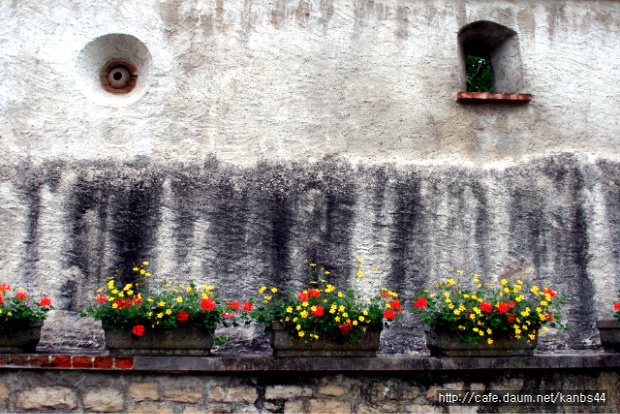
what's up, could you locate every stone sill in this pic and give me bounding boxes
[457,91,532,103]
[1,353,619,372]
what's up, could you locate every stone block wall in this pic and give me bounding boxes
[1,354,619,413]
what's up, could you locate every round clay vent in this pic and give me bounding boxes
[101,60,137,94]
[75,33,152,106]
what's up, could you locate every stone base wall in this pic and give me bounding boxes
[1,354,619,413]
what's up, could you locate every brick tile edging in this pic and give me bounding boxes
[0,354,133,370]
[457,91,532,103]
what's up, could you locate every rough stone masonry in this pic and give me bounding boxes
[0,0,619,353]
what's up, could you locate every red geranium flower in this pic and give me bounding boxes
[132,296,143,305]
[39,297,52,307]
[243,301,253,312]
[311,305,324,317]
[506,313,516,324]
[543,288,556,298]
[308,289,320,298]
[16,291,28,301]
[0,284,11,293]
[390,299,402,311]
[384,308,397,320]
[544,312,554,322]
[414,297,427,308]
[614,302,620,312]
[508,300,515,308]
[132,325,145,336]
[480,301,493,313]
[222,312,235,319]
[338,322,352,334]
[95,295,107,303]
[296,291,309,302]
[496,302,509,313]
[201,298,215,311]
[228,301,241,311]
[177,311,189,321]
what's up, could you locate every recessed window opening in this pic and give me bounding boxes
[458,21,524,93]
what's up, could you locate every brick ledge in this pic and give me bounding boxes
[457,91,532,103]
[1,353,619,372]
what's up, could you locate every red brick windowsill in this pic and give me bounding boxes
[457,92,532,103]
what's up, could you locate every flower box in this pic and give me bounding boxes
[0,321,44,353]
[269,321,382,357]
[596,320,620,353]
[425,324,537,357]
[103,323,215,356]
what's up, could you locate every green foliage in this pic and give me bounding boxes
[411,269,569,345]
[250,260,402,344]
[466,55,494,92]
[79,263,251,337]
[0,285,54,331]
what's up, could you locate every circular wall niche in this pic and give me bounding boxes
[75,33,153,106]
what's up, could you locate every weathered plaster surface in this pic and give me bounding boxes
[0,1,618,352]
[0,0,619,164]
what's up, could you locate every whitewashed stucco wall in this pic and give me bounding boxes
[0,0,619,353]
[0,0,619,165]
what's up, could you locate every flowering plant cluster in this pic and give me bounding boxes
[0,284,53,330]
[80,263,252,342]
[411,269,568,345]
[251,259,402,343]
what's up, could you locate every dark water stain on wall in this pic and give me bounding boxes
[6,154,620,351]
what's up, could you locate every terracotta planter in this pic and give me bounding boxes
[269,321,382,357]
[596,320,620,352]
[425,325,538,357]
[102,323,215,356]
[0,320,44,353]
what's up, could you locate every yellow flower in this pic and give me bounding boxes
[310,263,316,267]
[445,299,451,303]
[147,312,152,317]
[540,300,548,306]
[487,328,492,335]
[469,314,476,320]
[286,307,293,313]
[271,287,277,293]
[143,261,149,265]
[299,331,305,337]
[157,313,164,318]
[339,305,345,312]
[329,308,336,314]
[353,320,358,326]
[300,311,308,318]
[363,311,368,316]
[302,302,309,307]
[166,309,172,315]
[453,310,460,315]
[186,287,192,292]
[140,269,146,275]
[112,303,118,309]
[473,327,479,332]
[529,334,536,340]
[265,296,272,300]
[444,292,450,297]
[177,297,183,303]
[133,267,139,271]
[359,316,365,322]
[488,338,493,345]
[342,312,349,318]
[357,272,364,278]
[447,279,456,285]
[127,290,134,296]
[335,316,341,322]
[325,271,330,275]
[448,304,455,309]
[259,286,267,293]
[338,292,343,298]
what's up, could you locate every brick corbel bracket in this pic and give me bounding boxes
[457,92,532,103]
